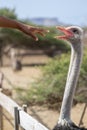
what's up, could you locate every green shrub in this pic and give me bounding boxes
[16,49,87,108]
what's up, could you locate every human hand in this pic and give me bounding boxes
[19,24,49,41]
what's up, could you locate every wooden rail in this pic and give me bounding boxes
[0,92,49,130]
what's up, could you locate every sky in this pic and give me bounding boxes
[0,0,87,26]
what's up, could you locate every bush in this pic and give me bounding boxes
[16,49,87,108]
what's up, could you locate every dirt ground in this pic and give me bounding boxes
[0,66,87,130]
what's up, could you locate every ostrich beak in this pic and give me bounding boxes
[55,26,74,40]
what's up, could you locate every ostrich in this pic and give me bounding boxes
[53,26,87,130]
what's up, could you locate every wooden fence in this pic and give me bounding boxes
[0,91,49,130]
[0,71,87,130]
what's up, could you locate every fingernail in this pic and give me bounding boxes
[35,37,38,41]
[47,30,50,32]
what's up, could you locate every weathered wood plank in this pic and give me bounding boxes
[19,110,48,130]
[0,92,19,117]
[0,92,49,130]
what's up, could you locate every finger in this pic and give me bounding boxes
[54,36,59,39]
[31,34,38,41]
[27,32,38,41]
[56,26,61,30]
[43,29,49,33]
[30,28,49,33]
[37,29,49,33]
[36,31,46,36]
[33,29,49,37]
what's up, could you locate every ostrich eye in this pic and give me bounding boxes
[72,29,79,34]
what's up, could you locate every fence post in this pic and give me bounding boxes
[0,72,4,130]
[79,103,87,126]
[0,72,4,89]
[0,105,3,130]
[21,104,27,130]
[14,107,19,130]
[10,48,22,71]
[22,104,27,113]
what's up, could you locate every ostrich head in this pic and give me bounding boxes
[55,26,83,47]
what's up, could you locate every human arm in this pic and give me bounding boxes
[0,16,49,40]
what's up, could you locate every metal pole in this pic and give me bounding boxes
[14,107,19,130]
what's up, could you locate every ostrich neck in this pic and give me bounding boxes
[59,41,83,121]
[66,48,74,83]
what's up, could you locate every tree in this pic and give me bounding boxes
[0,8,17,19]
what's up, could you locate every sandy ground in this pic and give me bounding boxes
[0,67,87,130]
[0,66,42,89]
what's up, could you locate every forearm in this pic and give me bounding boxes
[0,16,20,29]
[0,16,48,40]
